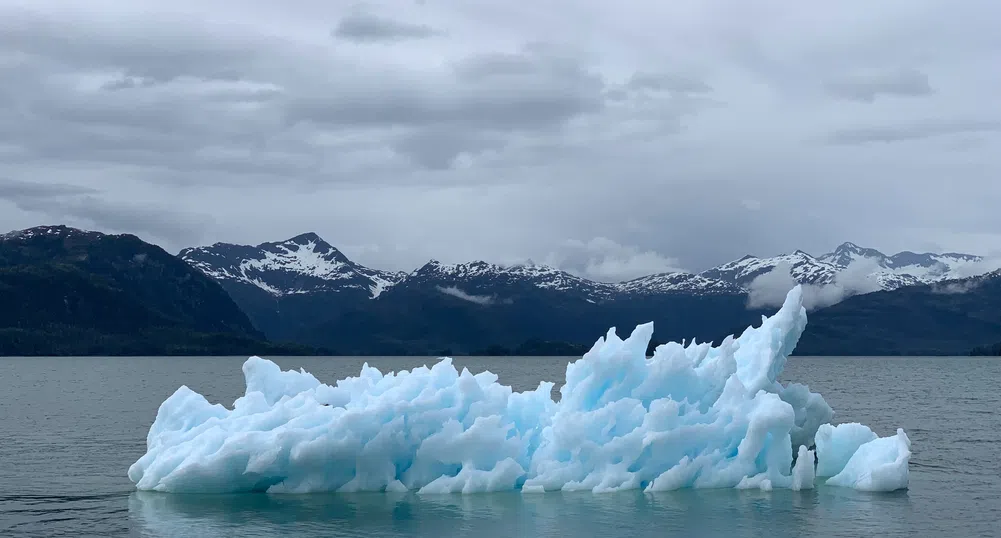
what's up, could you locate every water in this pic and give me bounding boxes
[1,355,998,537]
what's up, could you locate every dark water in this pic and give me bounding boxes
[1,355,998,537]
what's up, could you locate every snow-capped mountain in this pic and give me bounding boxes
[696,242,984,292]
[700,250,837,288]
[178,232,405,299]
[178,233,745,304]
[1,224,105,243]
[178,233,988,301]
[403,260,620,301]
[819,242,982,287]
[397,260,748,301]
[819,241,981,271]
[617,272,744,295]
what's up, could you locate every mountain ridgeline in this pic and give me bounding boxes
[177,232,999,356]
[179,236,771,355]
[2,225,999,356]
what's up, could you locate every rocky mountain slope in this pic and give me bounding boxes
[178,233,407,343]
[179,232,404,298]
[0,226,315,356]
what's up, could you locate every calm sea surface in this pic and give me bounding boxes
[1,355,998,537]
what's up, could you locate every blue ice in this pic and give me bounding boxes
[127,285,910,494]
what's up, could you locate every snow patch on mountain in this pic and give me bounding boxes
[241,238,351,282]
[703,242,986,296]
[179,232,993,305]
[410,260,620,298]
[617,272,743,295]
[179,233,405,299]
[819,242,983,286]
[700,251,837,288]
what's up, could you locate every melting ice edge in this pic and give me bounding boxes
[128,285,911,494]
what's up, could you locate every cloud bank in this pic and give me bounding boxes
[747,260,883,311]
[1,0,999,272]
[436,286,499,305]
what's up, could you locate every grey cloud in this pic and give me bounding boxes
[0,178,98,200]
[0,7,279,84]
[544,237,683,282]
[453,44,593,83]
[2,5,619,179]
[100,76,159,91]
[285,45,610,168]
[334,11,440,42]
[824,68,933,102]
[603,88,630,102]
[627,72,712,94]
[2,0,1000,274]
[824,119,1001,145]
[931,280,981,294]
[392,128,507,170]
[291,47,606,131]
[287,82,601,131]
[10,194,214,250]
[453,52,545,80]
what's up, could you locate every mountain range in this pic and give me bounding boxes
[179,233,986,306]
[177,232,999,355]
[3,224,999,356]
[179,233,769,354]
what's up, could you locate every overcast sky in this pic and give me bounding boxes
[2,0,1000,280]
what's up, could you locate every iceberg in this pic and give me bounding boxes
[128,285,910,494]
[815,422,879,478]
